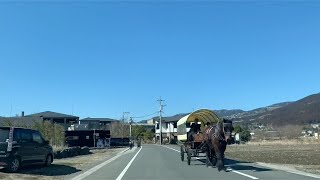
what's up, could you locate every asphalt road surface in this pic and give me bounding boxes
[70,144,320,180]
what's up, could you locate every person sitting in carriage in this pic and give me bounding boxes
[188,119,202,141]
[194,119,201,134]
[188,123,196,141]
[206,122,211,127]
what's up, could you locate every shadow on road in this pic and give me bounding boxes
[225,158,272,172]
[0,164,81,176]
[192,158,272,172]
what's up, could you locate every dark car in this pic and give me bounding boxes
[0,127,54,172]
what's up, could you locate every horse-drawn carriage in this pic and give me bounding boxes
[177,109,233,171]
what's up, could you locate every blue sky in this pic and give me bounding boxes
[0,1,320,120]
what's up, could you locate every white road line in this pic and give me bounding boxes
[231,169,259,179]
[71,148,130,180]
[116,146,143,180]
[161,145,180,153]
[158,145,259,180]
[257,162,320,179]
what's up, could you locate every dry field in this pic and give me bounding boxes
[225,140,320,175]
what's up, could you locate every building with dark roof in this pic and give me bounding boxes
[26,111,79,130]
[79,117,118,130]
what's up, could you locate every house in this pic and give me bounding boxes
[151,113,188,143]
[26,111,79,130]
[79,117,118,130]
[65,129,111,147]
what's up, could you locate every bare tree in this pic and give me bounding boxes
[110,121,130,138]
[275,125,303,139]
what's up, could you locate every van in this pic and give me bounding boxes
[0,127,54,172]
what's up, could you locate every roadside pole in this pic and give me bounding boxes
[129,117,133,148]
[93,129,96,148]
[158,97,165,145]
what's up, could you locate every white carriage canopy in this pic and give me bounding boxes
[177,109,221,126]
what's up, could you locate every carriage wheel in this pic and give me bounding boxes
[180,146,184,161]
[187,150,191,165]
[195,150,199,157]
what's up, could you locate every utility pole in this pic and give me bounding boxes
[158,97,165,145]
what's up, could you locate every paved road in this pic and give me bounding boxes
[70,144,320,180]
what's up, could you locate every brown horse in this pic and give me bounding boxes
[204,119,233,171]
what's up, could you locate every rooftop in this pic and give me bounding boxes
[80,117,118,122]
[26,111,79,119]
[153,113,188,123]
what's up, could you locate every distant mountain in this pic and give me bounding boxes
[231,93,320,126]
[214,102,291,120]
[138,113,189,123]
[137,93,320,127]
[138,120,148,123]
[214,109,245,118]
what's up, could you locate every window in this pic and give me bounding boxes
[20,129,32,143]
[0,129,9,142]
[13,129,21,142]
[173,122,177,128]
[156,124,159,129]
[32,132,43,144]
[67,136,79,140]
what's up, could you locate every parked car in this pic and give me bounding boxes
[0,127,54,172]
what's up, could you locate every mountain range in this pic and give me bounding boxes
[141,93,320,126]
[229,93,320,126]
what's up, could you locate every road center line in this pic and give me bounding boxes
[160,145,180,153]
[116,146,143,180]
[158,145,259,180]
[71,148,130,180]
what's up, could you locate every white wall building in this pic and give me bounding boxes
[151,114,187,143]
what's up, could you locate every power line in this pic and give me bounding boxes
[131,111,159,119]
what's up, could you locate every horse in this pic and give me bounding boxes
[204,119,233,171]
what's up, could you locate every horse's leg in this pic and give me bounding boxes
[211,148,217,168]
[221,141,227,166]
[213,139,224,172]
[205,145,211,167]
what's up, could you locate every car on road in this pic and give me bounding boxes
[0,127,54,172]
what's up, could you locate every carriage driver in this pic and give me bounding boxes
[188,119,202,141]
[194,119,201,133]
[188,123,196,141]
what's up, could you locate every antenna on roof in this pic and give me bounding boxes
[10,104,12,117]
